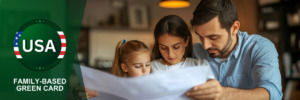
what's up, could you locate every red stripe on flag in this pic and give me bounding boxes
[59,35,65,39]
[61,43,66,47]
[59,51,65,55]
[15,51,20,55]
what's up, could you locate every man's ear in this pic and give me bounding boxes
[231,21,240,36]
[121,63,128,72]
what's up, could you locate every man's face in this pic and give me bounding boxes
[194,16,234,58]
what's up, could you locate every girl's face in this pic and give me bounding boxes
[158,33,188,65]
[121,50,151,77]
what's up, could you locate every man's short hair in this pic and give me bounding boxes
[191,0,238,32]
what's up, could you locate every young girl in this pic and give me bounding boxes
[86,40,151,98]
[111,39,151,77]
[151,15,214,78]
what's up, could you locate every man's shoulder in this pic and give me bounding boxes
[192,43,208,59]
[238,31,277,58]
[184,58,210,67]
[185,57,205,64]
[240,31,274,46]
[193,43,206,52]
[193,43,202,49]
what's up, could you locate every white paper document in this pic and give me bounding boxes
[81,66,211,100]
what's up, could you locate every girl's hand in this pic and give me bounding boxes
[85,88,99,98]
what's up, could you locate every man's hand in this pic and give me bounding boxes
[85,88,99,98]
[186,79,223,100]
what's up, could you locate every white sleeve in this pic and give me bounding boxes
[198,59,215,79]
[151,62,157,73]
[150,61,160,73]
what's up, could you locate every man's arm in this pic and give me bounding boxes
[186,39,282,100]
[186,79,269,100]
[222,87,269,100]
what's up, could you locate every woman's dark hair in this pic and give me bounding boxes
[152,15,192,60]
[190,0,238,33]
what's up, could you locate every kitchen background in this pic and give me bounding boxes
[77,0,300,99]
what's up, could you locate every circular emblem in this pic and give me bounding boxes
[13,19,66,71]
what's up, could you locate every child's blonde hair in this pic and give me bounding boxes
[111,40,150,77]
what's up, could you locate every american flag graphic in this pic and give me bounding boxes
[14,31,23,59]
[13,31,66,59]
[57,31,66,59]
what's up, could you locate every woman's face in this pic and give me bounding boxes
[121,50,151,77]
[158,33,188,66]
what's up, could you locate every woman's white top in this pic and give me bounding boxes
[151,58,215,79]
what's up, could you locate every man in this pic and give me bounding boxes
[185,0,282,100]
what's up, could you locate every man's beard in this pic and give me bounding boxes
[208,34,233,58]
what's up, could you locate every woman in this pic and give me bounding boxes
[151,15,214,78]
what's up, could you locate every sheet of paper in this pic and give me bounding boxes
[81,65,211,100]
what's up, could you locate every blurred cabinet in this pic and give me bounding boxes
[258,1,281,32]
[280,0,300,81]
[258,0,300,78]
[258,0,300,99]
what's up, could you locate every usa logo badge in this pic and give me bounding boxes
[13,19,66,71]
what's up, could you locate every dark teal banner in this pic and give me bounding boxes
[0,0,86,99]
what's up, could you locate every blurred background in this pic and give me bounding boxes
[77,0,300,99]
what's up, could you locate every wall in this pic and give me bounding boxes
[89,29,153,66]
[233,0,258,34]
